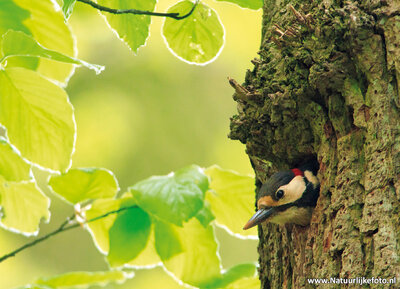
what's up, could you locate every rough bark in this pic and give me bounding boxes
[229,0,400,288]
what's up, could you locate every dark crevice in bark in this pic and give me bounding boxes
[364,228,378,237]
[332,248,344,272]
[292,155,318,170]
[377,31,389,73]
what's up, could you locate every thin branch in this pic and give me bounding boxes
[0,205,137,263]
[77,0,199,20]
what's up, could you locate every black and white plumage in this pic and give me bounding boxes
[243,161,320,229]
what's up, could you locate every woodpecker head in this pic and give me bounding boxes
[243,162,320,229]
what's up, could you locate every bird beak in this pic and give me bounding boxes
[243,207,276,230]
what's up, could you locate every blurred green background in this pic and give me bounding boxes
[0,1,261,288]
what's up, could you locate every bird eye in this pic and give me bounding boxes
[276,190,284,199]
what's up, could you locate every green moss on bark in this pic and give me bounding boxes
[229,0,400,287]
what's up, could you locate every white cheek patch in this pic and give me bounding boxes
[278,176,306,205]
[304,170,319,188]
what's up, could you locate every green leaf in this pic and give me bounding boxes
[1,30,104,74]
[107,201,152,267]
[86,198,125,253]
[195,201,215,227]
[130,165,208,226]
[0,0,30,36]
[0,67,75,172]
[205,166,258,237]
[175,165,209,193]
[62,0,77,19]
[48,168,119,204]
[124,224,161,267]
[3,0,76,84]
[201,263,257,289]
[86,196,161,268]
[163,218,221,287]
[0,180,50,235]
[98,0,156,53]
[35,271,130,289]
[154,219,182,261]
[215,0,263,10]
[163,1,224,65]
[0,0,36,71]
[0,136,31,182]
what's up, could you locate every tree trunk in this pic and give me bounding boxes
[229,0,400,288]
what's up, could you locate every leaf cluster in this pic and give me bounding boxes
[0,0,262,288]
[61,0,262,65]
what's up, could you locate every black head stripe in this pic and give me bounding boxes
[298,160,319,176]
[293,178,320,207]
[258,170,295,200]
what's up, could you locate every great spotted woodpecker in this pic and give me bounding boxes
[243,161,320,229]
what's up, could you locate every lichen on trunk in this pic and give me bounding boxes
[229,0,400,288]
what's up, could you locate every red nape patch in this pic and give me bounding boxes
[291,168,304,176]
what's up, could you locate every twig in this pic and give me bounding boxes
[228,77,262,102]
[0,205,137,263]
[289,4,313,30]
[77,0,199,20]
[228,77,250,98]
